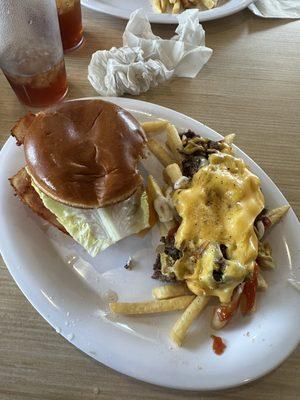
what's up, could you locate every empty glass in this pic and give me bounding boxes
[0,0,68,107]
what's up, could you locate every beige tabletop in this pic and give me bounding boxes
[0,6,299,400]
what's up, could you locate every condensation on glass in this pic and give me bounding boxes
[0,0,68,107]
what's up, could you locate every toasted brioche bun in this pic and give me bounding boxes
[24,100,147,208]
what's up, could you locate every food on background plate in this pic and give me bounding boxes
[152,0,219,14]
[9,100,149,257]
[110,120,289,347]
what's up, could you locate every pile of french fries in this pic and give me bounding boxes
[109,118,290,346]
[110,282,208,346]
[152,0,218,14]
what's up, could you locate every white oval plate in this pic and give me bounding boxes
[0,97,299,391]
[81,0,254,24]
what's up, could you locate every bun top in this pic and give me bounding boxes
[24,99,147,208]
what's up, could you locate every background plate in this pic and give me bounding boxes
[81,0,255,24]
[0,97,299,391]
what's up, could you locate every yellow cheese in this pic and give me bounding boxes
[172,153,264,302]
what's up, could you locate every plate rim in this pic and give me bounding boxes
[0,96,299,391]
[81,0,255,24]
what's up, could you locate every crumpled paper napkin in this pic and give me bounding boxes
[249,0,300,18]
[88,8,212,97]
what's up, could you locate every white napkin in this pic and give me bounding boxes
[88,8,212,97]
[249,0,300,18]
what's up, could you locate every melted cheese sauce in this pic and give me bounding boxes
[173,153,264,302]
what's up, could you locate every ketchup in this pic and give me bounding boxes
[217,300,238,322]
[216,284,244,322]
[211,335,227,355]
[241,264,259,315]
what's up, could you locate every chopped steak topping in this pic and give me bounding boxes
[152,255,176,282]
[182,155,205,178]
[213,269,223,282]
[152,131,232,283]
[180,132,225,178]
[180,130,198,140]
[207,140,222,150]
[220,244,227,259]
[161,235,182,261]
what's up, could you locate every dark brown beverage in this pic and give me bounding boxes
[57,0,83,52]
[4,59,68,107]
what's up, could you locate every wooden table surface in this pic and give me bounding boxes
[0,6,299,400]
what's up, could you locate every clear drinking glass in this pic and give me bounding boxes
[0,0,68,107]
[56,0,83,52]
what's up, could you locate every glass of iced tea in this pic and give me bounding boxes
[0,0,68,107]
[56,0,83,52]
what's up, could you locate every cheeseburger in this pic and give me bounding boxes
[9,100,149,256]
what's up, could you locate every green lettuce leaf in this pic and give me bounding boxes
[32,182,149,257]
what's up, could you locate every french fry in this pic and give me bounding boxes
[257,272,268,290]
[166,123,183,161]
[148,175,174,224]
[138,178,159,236]
[164,163,182,185]
[223,133,236,145]
[152,284,191,300]
[148,138,175,167]
[146,182,159,230]
[201,0,218,9]
[257,242,275,269]
[154,196,174,222]
[109,295,195,315]
[160,0,168,12]
[141,120,168,135]
[172,0,181,13]
[170,295,209,346]
[152,0,163,12]
[265,206,289,230]
[147,175,163,199]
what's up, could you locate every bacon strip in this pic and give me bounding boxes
[11,112,36,145]
[9,168,67,234]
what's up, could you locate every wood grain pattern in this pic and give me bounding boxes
[0,6,299,400]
